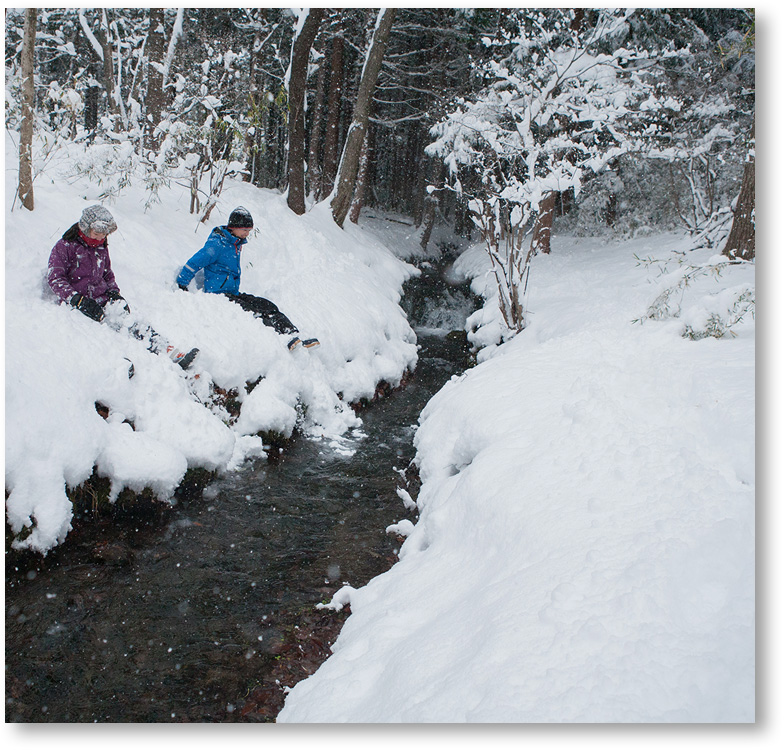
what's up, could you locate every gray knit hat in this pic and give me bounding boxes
[78,205,117,235]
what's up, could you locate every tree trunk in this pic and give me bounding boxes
[529,191,557,255]
[320,35,344,199]
[419,194,438,253]
[307,58,326,198]
[146,8,165,149]
[286,9,324,215]
[722,123,755,261]
[98,11,119,126]
[331,8,396,228]
[418,158,444,252]
[412,132,427,227]
[99,33,117,121]
[85,85,100,133]
[245,31,261,185]
[348,127,371,224]
[18,7,37,211]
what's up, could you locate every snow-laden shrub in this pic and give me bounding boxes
[66,140,139,201]
[636,252,754,339]
[45,82,83,139]
[681,285,755,340]
[427,9,692,339]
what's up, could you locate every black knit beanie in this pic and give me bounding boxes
[227,206,254,229]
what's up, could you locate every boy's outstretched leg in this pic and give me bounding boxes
[225,292,297,333]
[225,292,319,350]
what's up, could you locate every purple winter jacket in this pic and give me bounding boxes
[47,231,121,305]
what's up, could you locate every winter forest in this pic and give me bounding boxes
[5,7,757,727]
[7,7,754,249]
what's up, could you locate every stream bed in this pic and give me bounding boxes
[5,263,477,722]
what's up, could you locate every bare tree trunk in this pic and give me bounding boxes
[245,30,261,185]
[722,122,755,261]
[331,8,396,228]
[529,191,557,255]
[418,158,444,252]
[320,35,344,198]
[419,195,438,252]
[349,127,371,224]
[99,34,117,122]
[146,8,165,149]
[307,58,326,199]
[412,133,427,227]
[98,10,119,126]
[18,8,37,211]
[286,9,324,215]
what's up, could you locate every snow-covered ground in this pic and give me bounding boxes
[278,233,755,723]
[4,135,418,554]
[4,134,758,726]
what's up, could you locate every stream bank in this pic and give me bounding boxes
[5,259,478,722]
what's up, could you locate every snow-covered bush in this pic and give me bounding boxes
[67,141,138,200]
[424,8,754,338]
[427,9,682,337]
[681,285,755,340]
[636,252,755,339]
[44,82,83,139]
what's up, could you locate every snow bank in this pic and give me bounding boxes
[5,135,418,553]
[278,234,754,722]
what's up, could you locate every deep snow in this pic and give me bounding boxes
[277,234,755,723]
[4,134,418,554]
[4,133,756,727]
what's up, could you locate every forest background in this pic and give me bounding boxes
[5,7,755,265]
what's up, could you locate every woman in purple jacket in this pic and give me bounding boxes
[47,205,199,370]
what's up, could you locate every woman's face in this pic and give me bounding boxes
[86,228,109,241]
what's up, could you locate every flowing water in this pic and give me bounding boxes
[5,263,477,722]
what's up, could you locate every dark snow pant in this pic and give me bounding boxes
[223,292,298,335]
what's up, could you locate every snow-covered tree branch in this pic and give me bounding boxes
[426,9,694,335]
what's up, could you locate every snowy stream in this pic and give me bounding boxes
[5,264,477,722]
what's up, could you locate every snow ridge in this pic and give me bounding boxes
[278,234,755,723]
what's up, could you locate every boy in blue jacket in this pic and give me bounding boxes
[176,207,319,351]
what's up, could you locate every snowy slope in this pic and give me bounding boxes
[278,234,755,722]
[4,135,418,553]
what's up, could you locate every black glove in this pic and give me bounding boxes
[70,293,105,322]
[105,288,131,313]
[178,283,189,292]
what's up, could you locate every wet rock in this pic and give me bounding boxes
[91,540,134,566]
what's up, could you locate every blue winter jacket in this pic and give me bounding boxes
[177,226,247,294]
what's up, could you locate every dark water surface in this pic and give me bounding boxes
[6,269,475,722]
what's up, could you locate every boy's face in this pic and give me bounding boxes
[229,227,251,239]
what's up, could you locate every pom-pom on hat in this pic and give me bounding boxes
[78,205,117,235]
[227,206,254,229]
